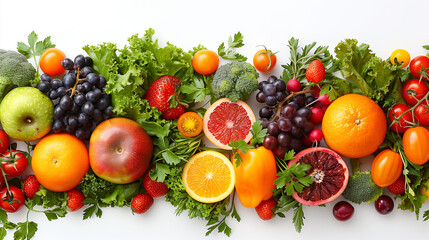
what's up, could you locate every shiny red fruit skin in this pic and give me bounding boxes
[131,193,154,214]
[143,170,169,197]
[89,118,153,184]
[0,186,25,213]
[402,79,429,106]
[388,104,413,133]
[306,60,325,83]
[333,201,354,221]
[388,175,405,195]
[0,130,10,154]
[67,189,86,211]
[374,195,394,215]
[255,198,277,220]
[23,175,40,199]
[414,102,429,126]
[410,56,429,80]
[287,78,301,92]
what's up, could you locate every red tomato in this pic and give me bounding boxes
[192,50,219,75]
[402,79,429,106]
[0,186,25,213]
[403,126,429,165]
[409,56,429,80]
[414,102,429,126]
[388,104,413,133]
[371,150,403,187]
[0,130,9,154]
[40,48,66,76]
[2,150,27,177]
[253,49,277,72]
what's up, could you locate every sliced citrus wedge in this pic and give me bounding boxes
[182,151,235,203]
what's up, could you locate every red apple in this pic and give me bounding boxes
[89,118,153,184]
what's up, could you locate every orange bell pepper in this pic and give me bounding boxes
[232,146,277,208]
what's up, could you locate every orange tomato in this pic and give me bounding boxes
[371,150,403,187]
[32,133,89,192]
[403,126,429,165]
[40,48,66,76]
[232,146,277,208]
[253,49,277,72]
[192,49,219,75]
[177,112,203,137]
[390,49,410,68]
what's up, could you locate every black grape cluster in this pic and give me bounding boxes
[37,55,113,140]
[256,76,317,158]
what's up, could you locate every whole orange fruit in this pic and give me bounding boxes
[32,133,89,192]
[321,94,386,158]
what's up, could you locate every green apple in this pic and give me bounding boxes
[0,87,54,141]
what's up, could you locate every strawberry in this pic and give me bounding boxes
[23,175,40,199]
[143,170,169,197]
[388,175,406,195]
[306,60,325,83]
[255,198,277,220]
[144,75,185,119]
[131,193,154,214]
[67,189,86,211]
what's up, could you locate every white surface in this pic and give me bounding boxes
[1,0,429,239]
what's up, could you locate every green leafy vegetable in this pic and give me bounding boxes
[218,32,247,62]
[17,31,55,78]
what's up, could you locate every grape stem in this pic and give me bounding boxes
[270,89,313,122]
[69,68,84,97]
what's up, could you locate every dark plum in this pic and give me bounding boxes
[374,195,394,215]
[333,201,354,221]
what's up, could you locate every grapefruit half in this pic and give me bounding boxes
[203,98,256,150]
[288,147,349,206]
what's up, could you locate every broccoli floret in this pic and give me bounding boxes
[0,49,36,101]
[212,61,259,102]
[342,158,384,204]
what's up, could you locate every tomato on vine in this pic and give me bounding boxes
[402,79,429,106]
[40,48,66,76]
[0,130,10,154]
[390,49,410,68]
[2,150,28,177]
[409,56,429,80]
[414,102,429,126]
[192,49,219,75]
[388,104,413,133]
[253,47,277,72]
[0,186,25,213]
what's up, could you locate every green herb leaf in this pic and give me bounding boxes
[0,228,6,240]
[14,221,37,240]
[250,120,267,145]
[218,32,247,62]
[284,150,296,161]
[293,204,305,233]
[0,210,7,224]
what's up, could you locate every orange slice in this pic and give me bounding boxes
[182,151,235,203]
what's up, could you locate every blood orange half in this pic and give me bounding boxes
[203,98,256,150]
[288,147,349,206]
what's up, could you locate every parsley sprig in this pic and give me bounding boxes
[218,32,247,62]
[228,120,267,167]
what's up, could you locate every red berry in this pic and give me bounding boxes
[143,75,185,119]
[23,175,40,199]
[286,78,301,92]
[255,198,277,220]
[318,94,331,106]
[388,175,405,195]
[310,85,322,98]
[309,129,324,143]
[143,170,169,197]
[67,189,86,211]
[310,107,324,124]
[131,193,154,214]
[333,201,354,221]
[306,60,325,83]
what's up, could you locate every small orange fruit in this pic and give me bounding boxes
[322,94,386,158]
[182,151,235,203]
[177,112,203,137]
[32,133,89,192]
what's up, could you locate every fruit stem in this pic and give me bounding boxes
[271,89,313,122]
[70,68,83,97]
[350,158,361,175]
[391,90,429,129]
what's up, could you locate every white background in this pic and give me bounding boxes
[1,0,429,239]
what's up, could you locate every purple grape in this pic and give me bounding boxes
[258,81,268,91]
[292,116,307,128]
[374,195,394,215]
[265,96,277,106]
[281,105,296,118]
[263,135,277,150]
[333,201,354,221]
[277,132,292,147]
[274,79,286,92]
[267,122,280,136]
[278,118,292,132]
[263,84,276,96]
[275,91,286,102]
[259,107,272,118]
[256,92,266,103]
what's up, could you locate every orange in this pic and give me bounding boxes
[321,94,386,158]
[182,151,235,203]
[32,133,90,192]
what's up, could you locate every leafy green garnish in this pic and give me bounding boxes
[17,31,55,77]
[228,120,267,167]
[218,32,247,62]
[274,162,313,195]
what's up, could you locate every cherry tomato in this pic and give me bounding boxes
[0,186,25,213]
[192,50,219,75]
[371,149,403,187]
[414,102,429,126]
[0,130,10,154]
[2,150,27,177]
[177,112,203,137]
[402,79,429,106]
[253,49,277,72]
[390,49,410,68]
[40,48,66,76]
[403,126,429,165]
[409,56,429,80]
[388,104,413,133]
